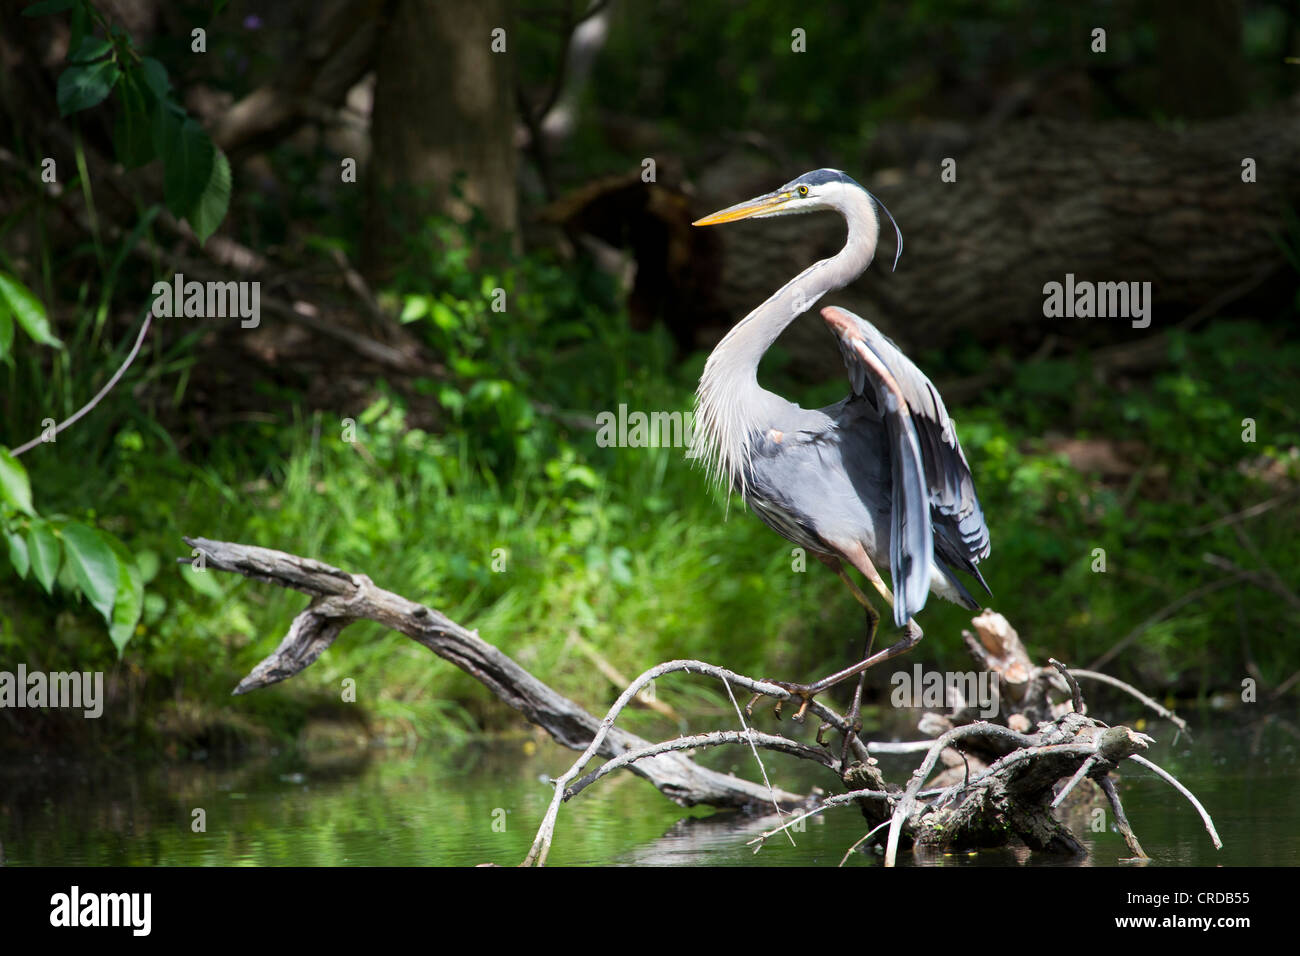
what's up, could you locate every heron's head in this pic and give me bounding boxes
[692,168,903,271]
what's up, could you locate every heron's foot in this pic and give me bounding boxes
[817,713,863,750]
[744,679,821,723]
[838,713,868,765]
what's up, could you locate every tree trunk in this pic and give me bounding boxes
[364,0,517,277]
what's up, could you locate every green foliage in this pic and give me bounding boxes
[957,318,1300,685]
[8,180,1299,744]
[0,265,147,656]
[6,0,1298,751]
[24,0,231,243]
[0,271,63,353]
[1,448,146,656]
[0,2,250,660]
[56,56,119,115]
[0,448,35,516]
[389,210,620,478]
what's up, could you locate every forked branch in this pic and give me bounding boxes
[185,537,814,813]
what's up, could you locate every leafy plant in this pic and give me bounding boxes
[1,446,145,655]
[23,0,231,244]
[0,270,63,356]
[0,270,145,655]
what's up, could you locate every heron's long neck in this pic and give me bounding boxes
[693,193,880,494]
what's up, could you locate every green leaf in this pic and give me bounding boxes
[150,104,230,241]
[186,147,230,244]
[139,57,170,101]
[113,73,154,169]
[134,548,160,584]
[56,552,79,592]
[401,295,429,323]
[155,111,215,219]
[0,271,61,348]
[180,561,225,599]
[102,533,143,655]
[0,308,12,361]
[109,557,143,655]
[0,448,35,517]
[7,531,30,578]
[57,60,121,116]
[61,521,120,625]
[22,0,75,16]
[69,36,112,63]
[27,521,60,594]
[150,97,181,154]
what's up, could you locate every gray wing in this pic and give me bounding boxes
[821,306,992,614]
[820,307,932,626]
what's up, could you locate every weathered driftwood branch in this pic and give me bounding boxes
[880,614,1219,864]
[1128,754,1223,849]
[741,714,1162,865]
[184,536,810,811]
[522,657,810,866]
[187,538,1220,867]
[522,613,1208,867]
[699,613,1215,865]
[567,730,837,800]
[889,717,1155,865]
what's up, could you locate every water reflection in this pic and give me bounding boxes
[1,717,1295,866]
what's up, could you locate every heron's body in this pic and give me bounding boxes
[740,394,979,611]
[692,169,990,654]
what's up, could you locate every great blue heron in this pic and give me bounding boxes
[691,168,991,726]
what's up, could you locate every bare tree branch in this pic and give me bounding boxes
[183,537,810,817]
[1128,754,1224,850]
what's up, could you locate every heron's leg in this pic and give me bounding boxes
[809,562,879,749]
[757,545,926,722]
[834,563,883,627]
[830,618,876,764]
[764,620,924,725]
[799,619,923,694]
[850,550,898,610]
[830,563,880,732]
[746,556,883,721]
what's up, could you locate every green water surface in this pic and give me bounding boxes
[2,716,1295,867]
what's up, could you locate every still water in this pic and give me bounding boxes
[2,716,1296,866]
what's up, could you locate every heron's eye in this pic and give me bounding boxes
[797,185,809,197]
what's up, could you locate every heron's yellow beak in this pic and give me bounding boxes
[692,191,792,226]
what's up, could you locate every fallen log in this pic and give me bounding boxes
[547,98,1299,380]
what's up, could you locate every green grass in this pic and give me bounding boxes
[3,209,1297,753]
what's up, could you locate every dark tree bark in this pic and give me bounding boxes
[364,0,517,276]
